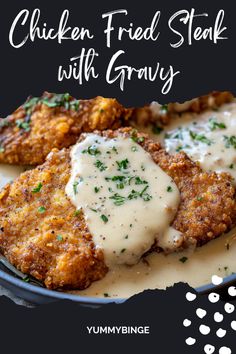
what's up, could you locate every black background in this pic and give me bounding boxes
[0,1,236,353]
[0,0,236,114]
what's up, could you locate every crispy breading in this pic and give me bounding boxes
[0,148,108,290]
[0,92,131,165]
[130,91,234,128]
[0,127,235,290]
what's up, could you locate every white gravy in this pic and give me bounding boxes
[147,101,236,183]
[66,134,181,267]
[74,228,236,298]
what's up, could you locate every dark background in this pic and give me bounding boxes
[0,0,236,114]
[0,1,236,353]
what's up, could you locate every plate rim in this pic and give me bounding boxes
[1,267,236,304]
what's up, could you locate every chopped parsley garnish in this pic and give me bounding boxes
[101,214,108,223]
[128,186,152,202]
[90,208,97,213]
[131,146,138,152]
[116,158,129,171]
[82,145,101,156]
[94,187,100,193]
[189,131,212,145]
[38,206,46,213]
[23,276,30,283]
[109,193,126,206]
[196,196,203,201]
[74,209,81,216]
[56,235,63,241]
[134,177,148,185]
[167,185,173,192]
[125,235,129,239]
[0,146,4,153]
[128,189,140,200]
[32,182,43,193]
[106,175,148,190]
[23,97,40,114]
[106,175,127,189]
[140,185,152,201]
[179,256,188,263]
[130,130,145,143]
[103,293,110,297]
[224,135,236,149]
[23,93,80,116]
[73,181,79,195]
[121,248,126,253]
[208,117,226,131]
[16,119,31,132]
[160,104,168,113]
[176,144,191,152]
[94,160,107,171]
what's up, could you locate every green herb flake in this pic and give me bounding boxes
[135,177,148,185]
[103,293,110,297]
[38,206,46,214]
[73,181,79,195]
[0,146,4,153]
[94,160,107,172]
[197,196,203,201]
[131,146,138,152]
[109,193,126,206]
[56,235,63,241]
[160,104,168,113]
[167,186,173,192]
[94,187,100,193]
[208,118,226,131]
[32,182,43,193]
[101,214,108,223]
[116,158,129,171]
[229,164,234,169]
[74,209,81,217]
[179,256,188,263]
[121,248,126,253]
[16,119,31,132]
[23,276,30,283]
[82,145,101,156]
[190,131,212,145]
[224,135,236,149]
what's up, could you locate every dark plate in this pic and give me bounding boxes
[0,262,236,305]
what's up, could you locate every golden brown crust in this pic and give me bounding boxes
[130,91,234,128]
[0,92,132,165]
[0,127,235,290]
[0,148,108,290]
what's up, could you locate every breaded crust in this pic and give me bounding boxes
[0,148,108,290]
[0,127,235,290]
[131,91,234,128]
[0,92,131,165]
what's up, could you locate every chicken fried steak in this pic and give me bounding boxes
[0,128,235,290]
[0,92,131,165]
